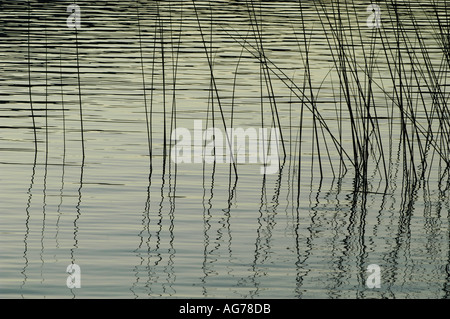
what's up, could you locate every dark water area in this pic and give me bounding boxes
[0,0,450,298]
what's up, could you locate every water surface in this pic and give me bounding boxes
[1,0,450,298]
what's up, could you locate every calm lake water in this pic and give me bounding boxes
[1,0,450,298]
